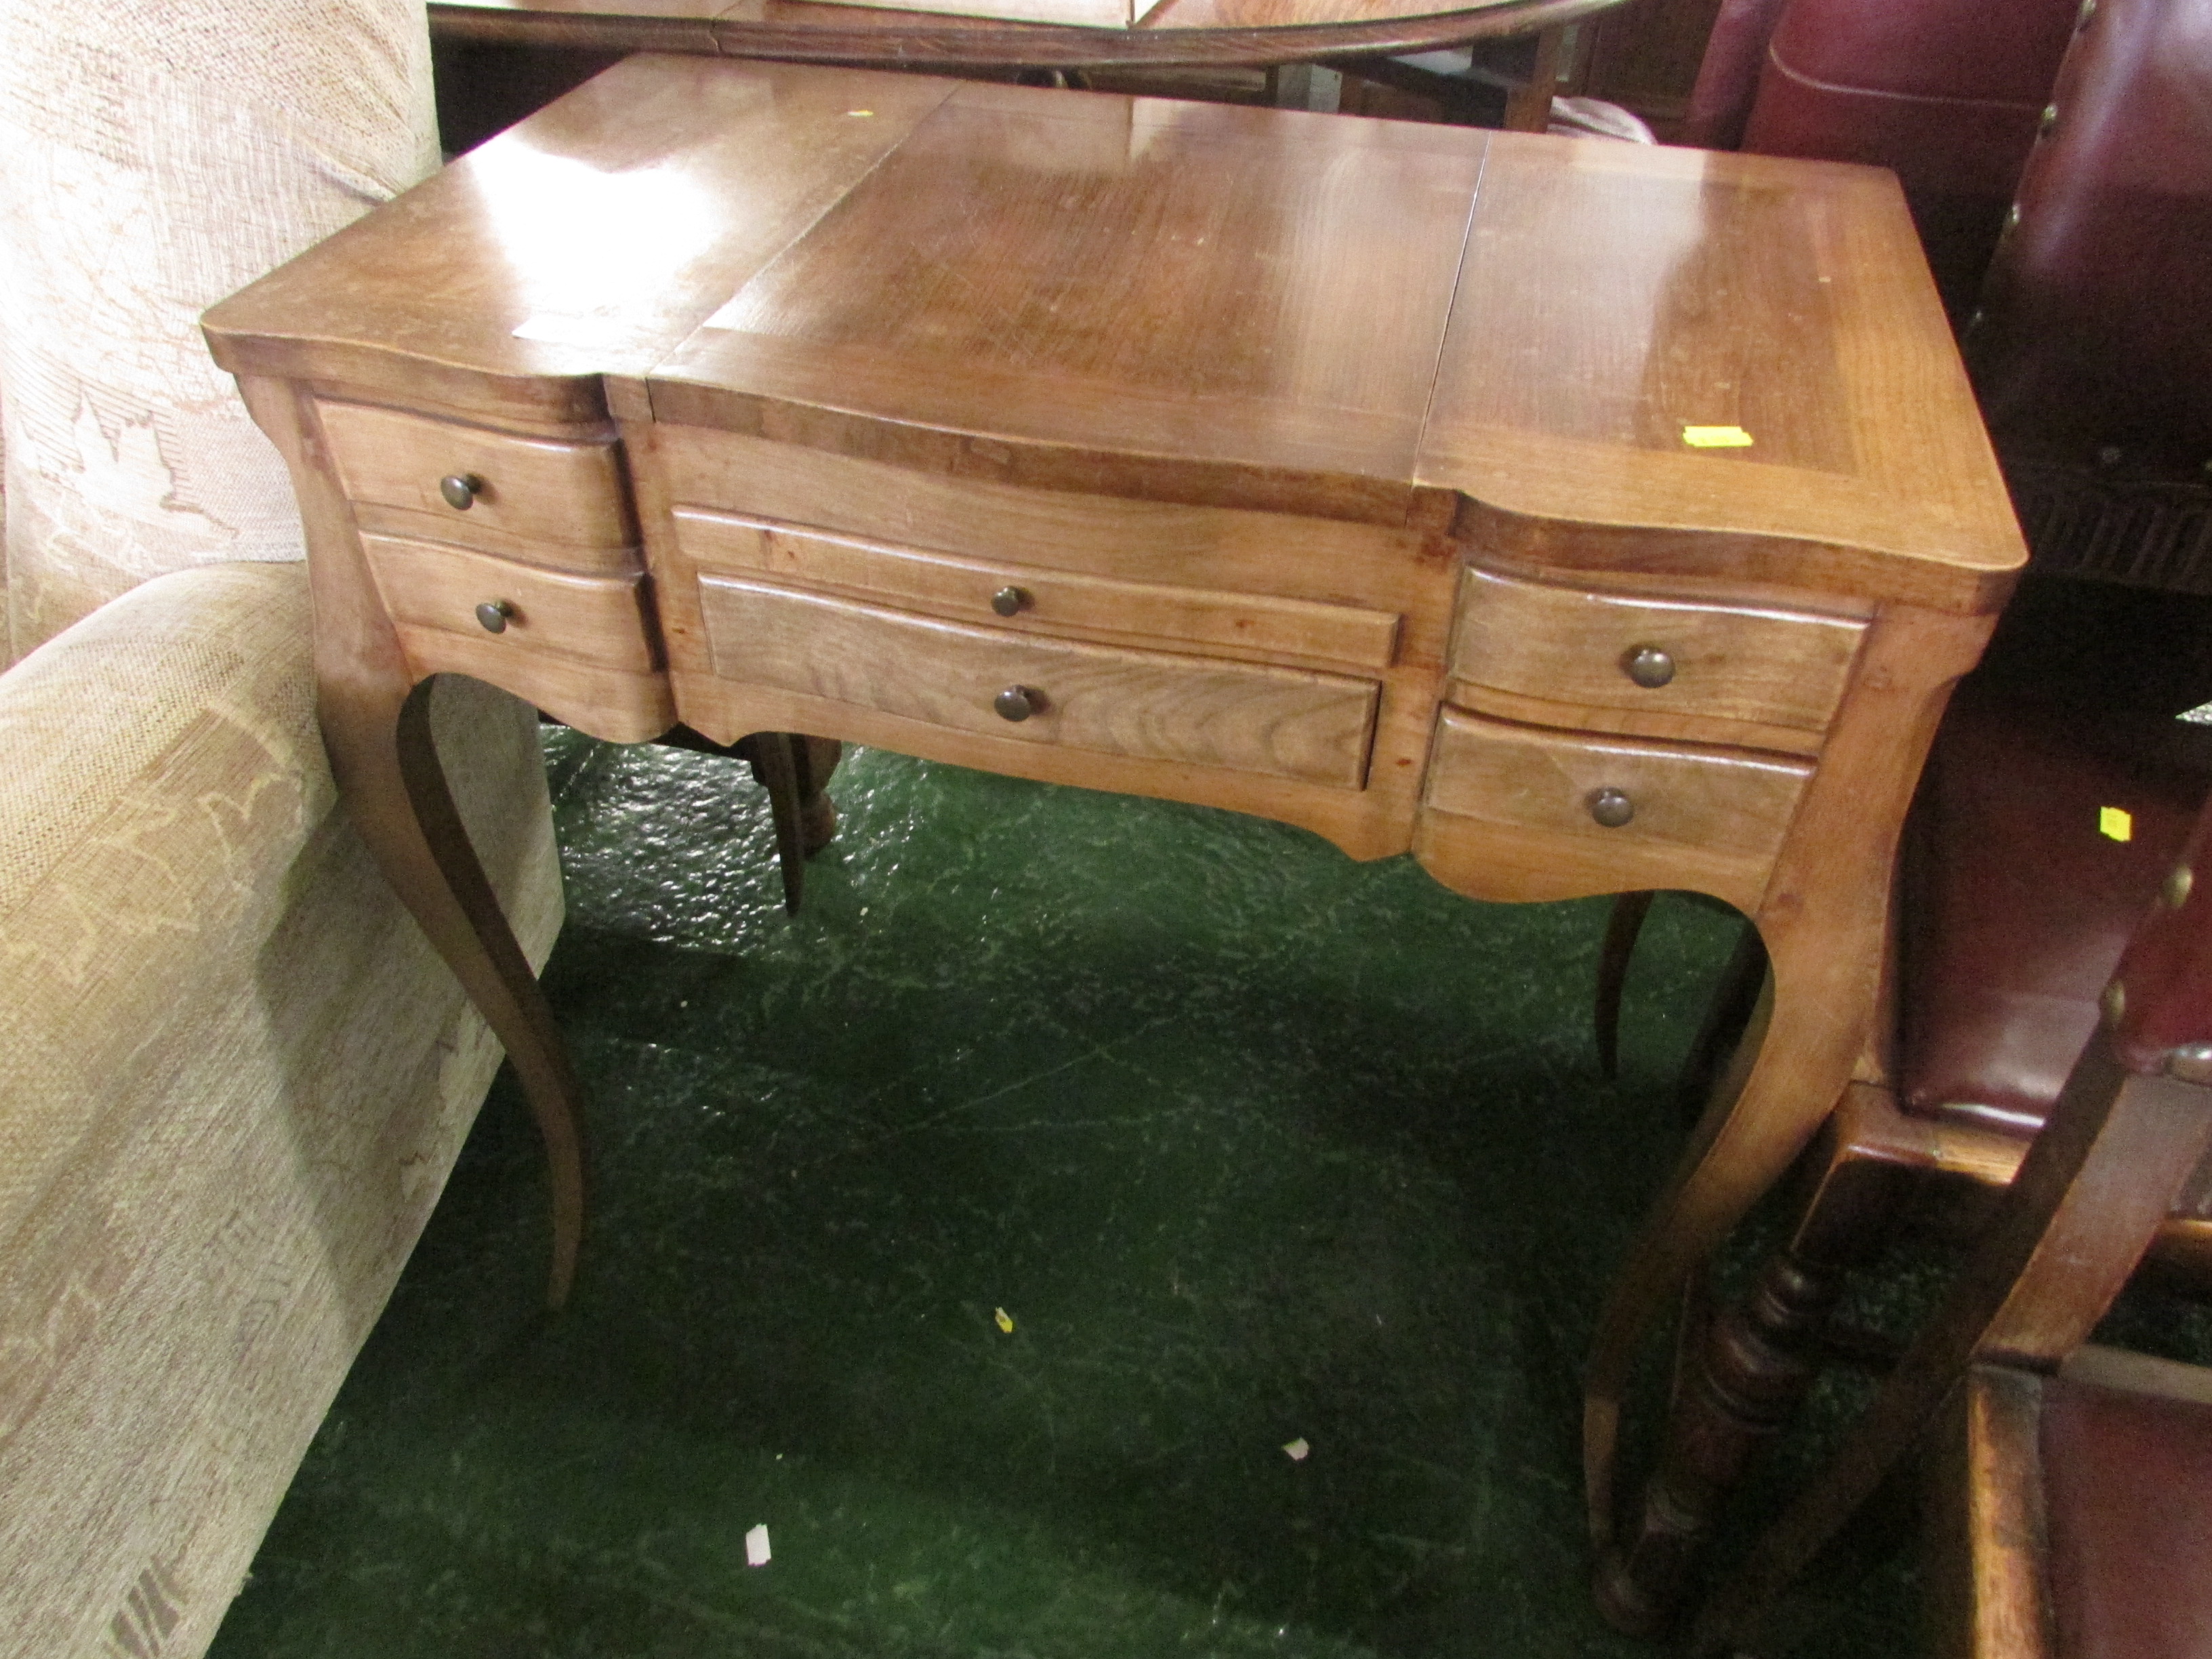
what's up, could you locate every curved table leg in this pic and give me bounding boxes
[1580,602,1996,1591]
[323,674,588,1309]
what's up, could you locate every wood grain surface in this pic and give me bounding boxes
[651,82,1486,521]
[1416,706,1809,912]
[362,534,658,672]
[674,510,1402,672]
[321,401,634,560]
[1426,136,2023,612]
[1449,564,1864,734]
[697,573,1380,785]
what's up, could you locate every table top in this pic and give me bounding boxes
[206,54,2024,613]
[431,0,1623,67]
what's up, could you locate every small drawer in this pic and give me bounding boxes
[1420,706,1809,904]
[698,575,1378,789]
[1450,565,1863,735]
[674,508,1401,673]
[320,401,634,568]
[362,533,656,673]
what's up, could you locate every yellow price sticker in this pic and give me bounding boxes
[2100,806,2134,842]
[1682,425,1755,449]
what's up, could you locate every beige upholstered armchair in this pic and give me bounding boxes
[0,4,565,1655]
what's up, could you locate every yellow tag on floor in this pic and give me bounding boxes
[2100,806,2133,842]
[1682,425,1755,448]
[994,1307,1015,1333]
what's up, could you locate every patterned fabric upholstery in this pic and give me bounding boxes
[0,0,438,658]
[0,562,561,1659]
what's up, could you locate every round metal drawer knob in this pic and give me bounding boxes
[994,685,1040,722]
[991,586,1031,617]
[476,600,516,634]
[439,472,484,510]
[1622,645,1675,689]
[1587,787,1635,829]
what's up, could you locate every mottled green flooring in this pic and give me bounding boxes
[209,736,1919,1658]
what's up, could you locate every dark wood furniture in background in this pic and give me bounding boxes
[202,59,2022,1574]
[1683,789,2212,1658]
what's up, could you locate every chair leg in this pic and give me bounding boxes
[1593,1151,1914,1633]
[1597,890,1656,1080]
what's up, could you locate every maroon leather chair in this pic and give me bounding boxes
[1678,0,2080,316]
[1971,0,2212,593]
[1689,786,2212,1659]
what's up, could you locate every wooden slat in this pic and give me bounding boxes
[674,508,1401,672]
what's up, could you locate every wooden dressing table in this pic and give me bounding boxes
[202,52,2024,1578]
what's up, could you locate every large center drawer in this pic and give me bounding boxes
[698,575,1379,789]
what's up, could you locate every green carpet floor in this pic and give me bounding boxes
[207,734,1923,1658]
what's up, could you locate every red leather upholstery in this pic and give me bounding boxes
[2040,1370,2212,1659]
[1972,0,2212,475]
[1677,0,1793,150]
[1969,0,2212,593]
[1900,689,2209,1132]
[1736,0,2081,315]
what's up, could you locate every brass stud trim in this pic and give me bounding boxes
[2100,979,2127,1027]
[2166,865,2195,910]
[2168,1044,2212,1086]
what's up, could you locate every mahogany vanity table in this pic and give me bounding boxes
[202,52,2024,1582]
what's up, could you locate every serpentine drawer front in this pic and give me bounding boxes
[697,573,1380,788]
[203,54,2030,1566]
[319,400,638,572]
[673,509,1402,675]
[1447,565,1866,741]
[1417,708,1813,914]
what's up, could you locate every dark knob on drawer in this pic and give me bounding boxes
[439,473,485,511]
[1587,787,1635,829]
[991,586,1031,617]
[1622,645,1676,689]
[994,686,1040,722]
[475,600,516,634]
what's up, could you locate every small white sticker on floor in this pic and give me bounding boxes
[1282,1437,1311,1462]
[745,1524,772,1567]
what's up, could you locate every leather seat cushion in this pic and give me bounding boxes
[2040,1370,2212,1659]
[1900,687,2211,1135]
